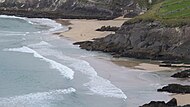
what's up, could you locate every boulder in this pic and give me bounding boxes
[140,98,177,107]
[96,26,119,32]
[171,70,190,78]
[157,84,190,94]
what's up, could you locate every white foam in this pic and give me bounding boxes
[29,41,53,48]
[26,18,63,31]
[4,46,74,80]
[0,15,63,32]
[72,60,127,99]
[0,15,34,26]
[0,88,76,107]
[23,41,127,99]
[84,77,127,99]
[0,15,26,20]
[36,47,127,99]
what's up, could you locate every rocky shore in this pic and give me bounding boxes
[96,26,120,32]
[140,98,190,107]
[74,21,190,61]
[171,70,190,78]
[158,84,190,94]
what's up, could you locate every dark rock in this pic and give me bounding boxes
[183,105,190,107]
[0,0,147,19]
[0,8,115,20]
[159,63,172,67]
[76,21,190,60]
[140,98,177,107]
[161,61,183,64]
[157,84,190,94]
[73,41,94,51]
[96,26,120,32]
[0,0,115,19]
[171,69,190,78]
[124,12,138,18]
[140,98,190,107]
[166,98,177,106]
[140,101,169,107]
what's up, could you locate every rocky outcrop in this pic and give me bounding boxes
[157,84,190,94]
[140,98,190,107]
[171,70,190,78]
[0,0,112,19]
[124,12,138,18]
[74,21,190,60]
[159,61,190,68]
[96,26,119,32]
[0,0,147,19]
[140,98,177,107]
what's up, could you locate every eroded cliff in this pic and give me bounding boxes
[0,0,145,19]
[0,0,162,19]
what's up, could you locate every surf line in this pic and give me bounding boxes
[4,46,74,80]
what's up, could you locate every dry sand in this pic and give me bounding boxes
[57,17,128,41]
[172,94,190,105]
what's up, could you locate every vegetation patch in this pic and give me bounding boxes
[126,0,190,27]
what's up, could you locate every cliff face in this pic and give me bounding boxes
[0,0,147,19]
[75,21,190,61]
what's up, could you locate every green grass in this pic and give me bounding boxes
[159,0,190,18]
[127,0,190,27]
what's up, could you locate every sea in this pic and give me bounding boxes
[0,15,188,107]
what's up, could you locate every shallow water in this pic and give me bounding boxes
[0,15,129,107]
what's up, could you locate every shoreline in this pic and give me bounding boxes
[55,18,190,106]
[82,56,171,106]
[55,18,176,72]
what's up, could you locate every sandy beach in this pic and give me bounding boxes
[56,17,128,41]
[172,94,190,105]
[56,18,190,106]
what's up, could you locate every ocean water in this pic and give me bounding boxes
[0,15,128,107]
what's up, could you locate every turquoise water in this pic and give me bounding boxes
[0,15,128,107]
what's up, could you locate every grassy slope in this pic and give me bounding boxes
[127,0,190,27]
[159,0,190,18]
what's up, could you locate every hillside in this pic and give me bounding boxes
[128,0,190,27]
[75,0,190,61]
[0,0,166,19]
[159,0,190,19]
[0,0,143,19]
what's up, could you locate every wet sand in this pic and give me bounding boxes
[82,57,172,106]
[111,59,173,72]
